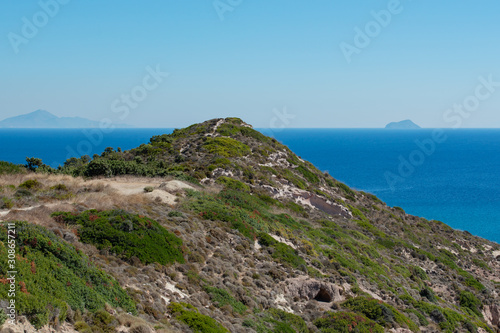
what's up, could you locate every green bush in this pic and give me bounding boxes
[267,308,308,332]
[74,321,92,332]
[0,309,7,326]
[420,287,437,302]
[242,308,308,333]
[168,302,228,333]
[342,297,417,331]
[203,137,251,157]
[459,290,482,316]
[0,222,136,329]
[257,233,306,268]
[0,161,24,174]
[336,182,356,196]
[14,188,32,198]
[1,197,13,209]
[314,311,384,333]
[50,184,68,191]
[204,286,247,314]
[90,309,116,332]
[51,210,184,265]
[143,186,154,193]
[216,176,250,192]
[168,211,183,217]
[296,165,319,183]
[19,179,41,189]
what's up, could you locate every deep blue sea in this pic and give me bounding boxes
[1,128,499,243]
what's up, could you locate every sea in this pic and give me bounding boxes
[1,128,499,244]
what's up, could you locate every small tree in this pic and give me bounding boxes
[25,157,43,172]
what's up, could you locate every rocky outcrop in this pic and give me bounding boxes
[284,277,344,303]
[483,304,500,328]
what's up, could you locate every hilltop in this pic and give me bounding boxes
[385,120,421,129]
[0,117,499,333]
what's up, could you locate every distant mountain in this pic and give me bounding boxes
[385,119,421,129]
[0,110,131,128]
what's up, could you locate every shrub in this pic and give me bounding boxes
[51,210,185,265]
[216,176,250,192]
[420,287,437,302]
[203,137,251,157]
[1,197,13,209]
[0,161,24,174]
[257,233,306,268]
[0,222,136,329]
[267,308,308,332]
[336,182,356,196]
[168,211,183,217]
[296,165,319,183]
[0,309,7,326]
[410,266,428,280]
[74,321,92,332]
[242,308,308,333]
[204,286,247,314]
[91,309,117,332]
[19,179,41,190]
[314,311,384,333]
[168,302,228,333]
[342,297,417,331]
[394,206,405,214]
[143,186,154,193]
[14,188,32,198]
[459,290,482,316]
[50,184,68,191]
[25,157,44,172]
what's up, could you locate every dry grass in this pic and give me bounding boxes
[116,313,151,328]
[0,203,73,228]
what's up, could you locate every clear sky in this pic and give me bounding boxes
[1,1,499,128]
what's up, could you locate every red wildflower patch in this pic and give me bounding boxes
[19,281,29,294]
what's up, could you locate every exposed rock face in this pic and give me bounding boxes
[483,304,500,328]
[284,277,344,303]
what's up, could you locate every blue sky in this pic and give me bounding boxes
[1,0,499,128]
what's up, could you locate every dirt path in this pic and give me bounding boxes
[0,178,195,221]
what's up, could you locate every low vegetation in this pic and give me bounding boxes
[51,210,185,265]
[0,222,136,329]
[168,302,228,333]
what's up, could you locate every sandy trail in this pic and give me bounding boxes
[101,179,194,205]
[0,178,195,220]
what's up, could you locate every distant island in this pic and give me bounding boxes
[385,119,421,129]
[0,110,131,128]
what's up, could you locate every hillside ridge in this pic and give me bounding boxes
[1,117,499,333]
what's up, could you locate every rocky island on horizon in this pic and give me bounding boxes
[0,117,499,333]
[385,120,422,129]
[0,109,131,129]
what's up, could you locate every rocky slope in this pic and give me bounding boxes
[1,117,499,333]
